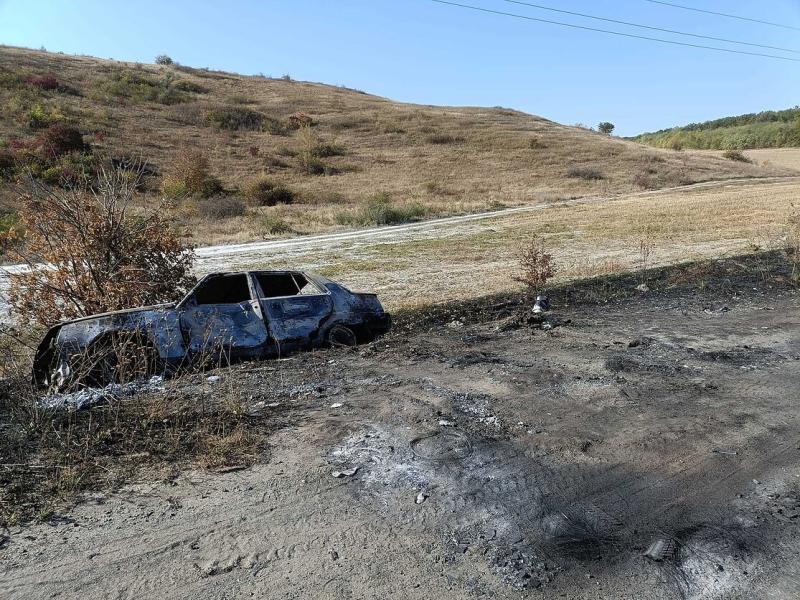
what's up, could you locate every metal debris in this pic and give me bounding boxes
[644,537,677,561]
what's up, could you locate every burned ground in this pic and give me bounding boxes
[1,254,799,599]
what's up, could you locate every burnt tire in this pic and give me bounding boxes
[327,324,358,348]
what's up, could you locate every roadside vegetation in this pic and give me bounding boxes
[632,106,800,150]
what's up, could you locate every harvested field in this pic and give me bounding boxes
[191,176,800,310]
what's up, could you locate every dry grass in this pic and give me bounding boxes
[0,46,793,246]
[230,178,800,309]
[0,373,275,526]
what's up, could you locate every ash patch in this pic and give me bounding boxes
[420,382,503,430]
[326,426,628,590]
[40,375,166,410]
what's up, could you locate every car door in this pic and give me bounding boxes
[178,273,269,361]
[254,272,332,352]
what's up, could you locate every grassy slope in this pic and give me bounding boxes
[0,46,792,245]
[632,107,800,150]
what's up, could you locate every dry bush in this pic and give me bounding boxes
[514,235,555,297]
[722,149,751,163]
[567,166,604,180]
[162,148,223,199]
[787,205,800,281]
[243,175,295,206]
[636,222,657,282]
[7,164,196,327]
[193,195,246,219]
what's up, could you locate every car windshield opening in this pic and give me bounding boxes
[193,274,251,305]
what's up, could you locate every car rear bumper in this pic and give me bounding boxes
[365,312,392,337]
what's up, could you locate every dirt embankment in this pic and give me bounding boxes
[1,254,799,599]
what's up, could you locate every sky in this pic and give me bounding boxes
[0,0,798,136]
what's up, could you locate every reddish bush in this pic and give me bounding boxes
[36,123,87,158]
[25,74,60,91]
[249,146,259,157]
[288,112,314,129]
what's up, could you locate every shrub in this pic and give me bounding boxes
[566,166,604,180]
[335,193,427,226]
[161,178,189,201]
[0,149,16,181]
[173,80,206,93]
[26,103,64,129]
[155,54,174,65]
[24,74,60,91]
[204,106,264,131]
[163,148,223,198]
[262,213,294,235]
[311,142,346,158]
[426,133,464,144]
[8,166,195,326]
[514,235,554,297]
[263,117,292,135]
[194,195,246,219]
[36,123,87,157]
[288,112,314,129]
[528,137,546,149]
[722,149,751,163]
[242,176,295,206]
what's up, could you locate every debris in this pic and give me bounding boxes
[447,320,465,329]
[712,448,738,455]
[415,491,428,504]
[330,402,344,409]
[644,537,677,561]
[206,375,221,383]
[332,467,359,478]
[438,419,454,426]
[636,283,650,293]
[532,295,550,314]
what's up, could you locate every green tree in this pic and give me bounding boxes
[598,122,615,135]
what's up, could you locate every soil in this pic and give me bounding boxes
[1,256,799,599]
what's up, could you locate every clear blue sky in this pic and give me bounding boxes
[1,0,797,136]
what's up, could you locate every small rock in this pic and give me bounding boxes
[636,283,650,293]
[206,375,221,383]
[330,402,343,409]
[415,492,428,505]
[332,467,358,478]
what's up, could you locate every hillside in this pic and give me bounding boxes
[632,107,800,151]
[0,46,793,246]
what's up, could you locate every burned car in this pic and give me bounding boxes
[33,271,391,389]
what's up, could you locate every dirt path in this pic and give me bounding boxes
[2,261,798,599]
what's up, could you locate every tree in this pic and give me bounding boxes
[155,54,173,65]
[598,122,615,135]
[7,164,196,327]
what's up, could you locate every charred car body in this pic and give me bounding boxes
[33,271,391,389]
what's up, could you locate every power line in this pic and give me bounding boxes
[500,0,800,54]
[427,0,800,62]
[643,0,800,32]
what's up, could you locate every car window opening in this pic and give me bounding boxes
[257,272,322,298]
[194,274,251,305]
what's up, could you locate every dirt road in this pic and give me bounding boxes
[2,257,798,599]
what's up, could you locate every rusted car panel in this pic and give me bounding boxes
[33,271,391,388]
